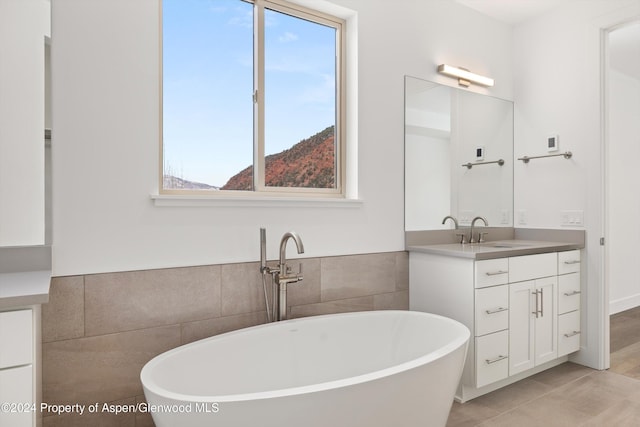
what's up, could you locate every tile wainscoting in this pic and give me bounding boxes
[41,251,409,426]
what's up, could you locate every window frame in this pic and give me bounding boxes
[159,0,347,198]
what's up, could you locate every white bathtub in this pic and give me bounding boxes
[141,310,469,427]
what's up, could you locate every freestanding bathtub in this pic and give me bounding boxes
[141,310,469,427]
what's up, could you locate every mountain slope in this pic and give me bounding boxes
[222,126,335,190]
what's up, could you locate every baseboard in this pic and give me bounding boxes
[610,294,640,315]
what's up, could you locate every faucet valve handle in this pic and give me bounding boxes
[478,232,489,243]
[455,232,467,244]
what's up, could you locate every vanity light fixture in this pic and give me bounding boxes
[437,64,494,88]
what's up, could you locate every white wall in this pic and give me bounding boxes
[51,0,513,276]
[513,0,640,369]
[0,0,49,246]
[608,49,640,313]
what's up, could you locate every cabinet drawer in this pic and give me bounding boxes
[476,330,509,388]
[509,252,557,283]
[475,285,509,336]
[475,258,509,289]
[558,250,581,275]
[558,273,581,314]
[558,310,581,357]
[0,309,33,369]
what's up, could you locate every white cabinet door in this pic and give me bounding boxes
[0,309,33,369]
[0,365,33,427]
[509,277,557,376]
[509,280,535,375]
[534,277,557,366]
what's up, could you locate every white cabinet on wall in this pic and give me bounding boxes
[0,309,34,427]
[0,0,50,246]
[410,246,583,402]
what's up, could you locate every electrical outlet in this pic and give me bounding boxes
[459,210,474,226]
[500,210,510,224]
[561,210,584,226]
[517,210,527,225]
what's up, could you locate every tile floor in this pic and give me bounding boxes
[446,307,640,426]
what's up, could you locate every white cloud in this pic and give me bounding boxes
[299,73,335,104]
[278,32,298,43]
[228,8,253,28]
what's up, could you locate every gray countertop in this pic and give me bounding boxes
[0,270,51,309]
[407,239,584,260]
[0,246,52,309]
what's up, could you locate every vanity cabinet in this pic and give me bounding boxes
[0,309,34,427]
[409,247,582,402]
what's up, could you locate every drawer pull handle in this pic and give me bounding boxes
[564,330,581,338]
[485,307,508,315]
[485,355,508,365]
[564,260,581,265]
[563,290,581,296]
[485,270,508,276]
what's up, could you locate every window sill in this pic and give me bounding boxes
[150,194,363,208]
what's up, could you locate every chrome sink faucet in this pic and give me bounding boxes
[443,216,467,244]
[469,216,488,244]
[442,215,459,229]
[275,232,305,321]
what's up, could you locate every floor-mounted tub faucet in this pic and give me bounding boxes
[275,232,304,321]
[259,229,304,322]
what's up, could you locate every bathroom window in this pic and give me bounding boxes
[161,0,345,196]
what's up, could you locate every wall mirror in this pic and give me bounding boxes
[404,75,513,231]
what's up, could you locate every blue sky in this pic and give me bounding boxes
[163,0,336,187]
